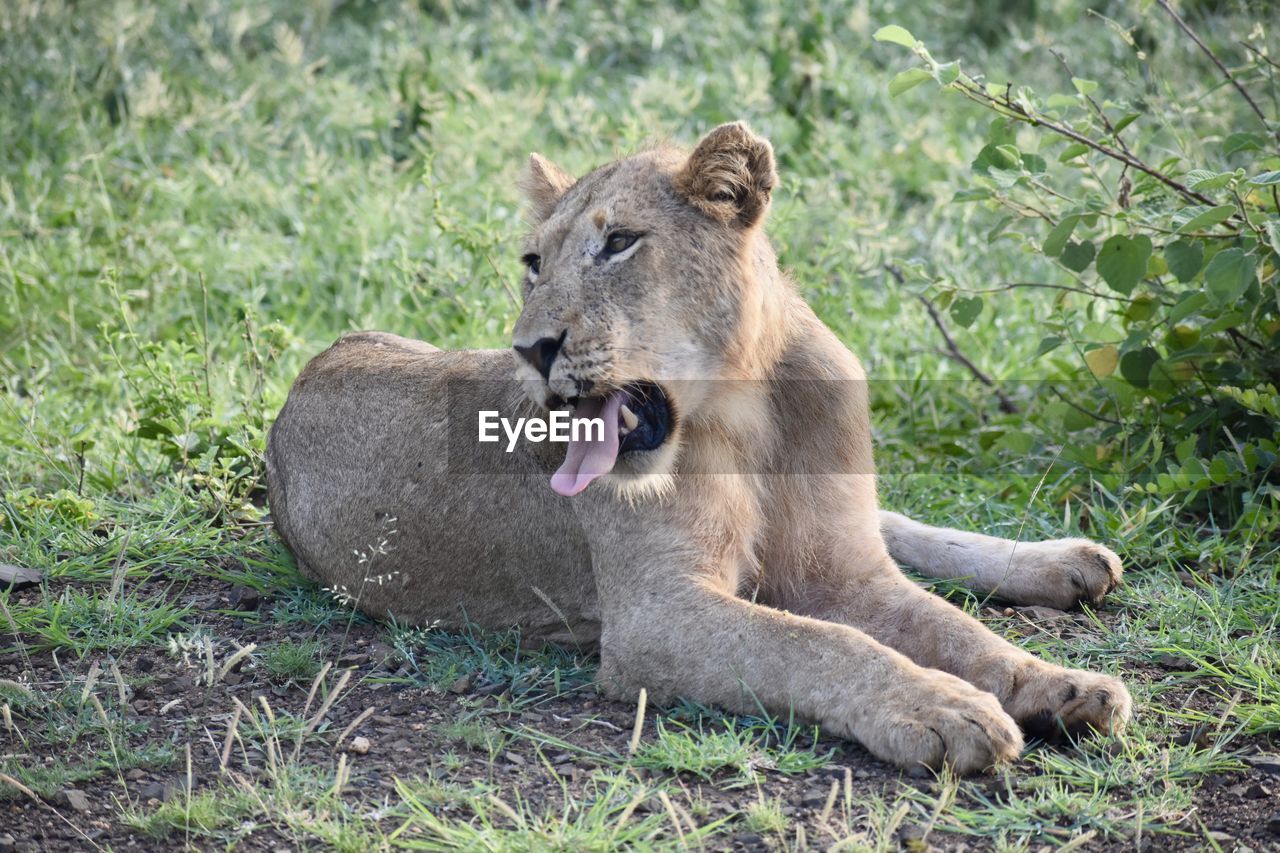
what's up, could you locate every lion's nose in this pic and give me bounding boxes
[513,331,565,380]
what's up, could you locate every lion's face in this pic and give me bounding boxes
[511,123,778,496]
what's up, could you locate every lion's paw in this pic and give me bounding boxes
[1008,539,1123,610]
[857,673,1023,775]
[1005,664,1132,740]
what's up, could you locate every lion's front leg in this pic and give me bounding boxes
[803,561,1132,741]
[595,580,1023,774]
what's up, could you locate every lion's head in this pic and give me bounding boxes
[511,122,782,497]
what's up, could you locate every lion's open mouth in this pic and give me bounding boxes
[549,381,673,497]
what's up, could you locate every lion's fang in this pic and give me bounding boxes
[620,404,639,431]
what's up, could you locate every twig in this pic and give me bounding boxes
[1048,48,1133,156]
[885,265,1020,414]
[1240,42,1280,76]
[917,295,1019,413]
[953,79,1221,208]
[1050,385,1122,426]
[1156,0,1277,144]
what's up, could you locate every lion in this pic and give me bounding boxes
[266,122,1131,773]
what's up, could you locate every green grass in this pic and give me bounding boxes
[258,638,325,685]
[2,0,1277,848]
[632,719,834,785]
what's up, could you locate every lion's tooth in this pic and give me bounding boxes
[620,404,639,431]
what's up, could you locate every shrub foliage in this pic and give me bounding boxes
[877,13,1279,531]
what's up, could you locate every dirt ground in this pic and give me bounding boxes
[1,574,1278,851]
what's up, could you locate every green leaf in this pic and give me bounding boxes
[949,296,983,328]
[1169,291,1208,324]
[1185,170,1235,191]
[1096,234,1152,295]
[1071,77,1098,95]
[1042,215,1079,257]
[1125,294,1159,323]
[1203,248,1256,306]
[934,61,960,86]
[1209,456,1232,485]
[1112,113,1141,133]
[1222,132,1265,156]
[1120,346,1159,386]
[1035,335,1063,357]
[1248,171,1280,186]
[972,144,1022,175]
[888,68,932,96]
[1020,153,1047,174]
[951,188,991,202]
[1176,204,1235,234]
[1060,240,1095,272]
[873,25,917,47]
[1164,239,1203,283]
[1058,143,1089,162]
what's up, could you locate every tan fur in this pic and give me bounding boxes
[266,123,1131,774]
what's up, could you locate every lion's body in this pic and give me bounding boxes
[267,124,1131,773]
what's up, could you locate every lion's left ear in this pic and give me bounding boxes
[674,122,777,228]
[520,153,576,224]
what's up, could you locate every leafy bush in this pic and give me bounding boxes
[875,13,1279,532]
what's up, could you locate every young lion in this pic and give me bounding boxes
[266,123,1131,773]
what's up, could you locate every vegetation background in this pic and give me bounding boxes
[1,0,1277,849]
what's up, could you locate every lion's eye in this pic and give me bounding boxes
[521,253,541,275]
[603,232,638,255]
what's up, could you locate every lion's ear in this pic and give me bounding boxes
[674,122,777,228]
[520,153,576,223]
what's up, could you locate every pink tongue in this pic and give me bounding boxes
[550,392,624,496]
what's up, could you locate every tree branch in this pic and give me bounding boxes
[1156,0,1278,145]
[953,78,1222,208]
[885,265,1020,414]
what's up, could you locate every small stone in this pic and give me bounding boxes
[1245,782,1270,799]
[60,789,90,813]
[367,642,397,667]
[897,824,927,850]
[801,787,828,807]
[164,675,195,696]
[138,781,167,801]
[1206,831,1234,845]
[346,736,371,755]
[0,833,14,853]
[448,672,474,694]
[125,769,145,781]
[1016,605,1071,622]
[503,751,525,766]
[1267,813,1280,835]
[230,586,261,611]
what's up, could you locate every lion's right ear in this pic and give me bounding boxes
[520,153,576,223]
[674,122,777,228]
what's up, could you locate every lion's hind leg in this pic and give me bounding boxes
[878,511,1122,610]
